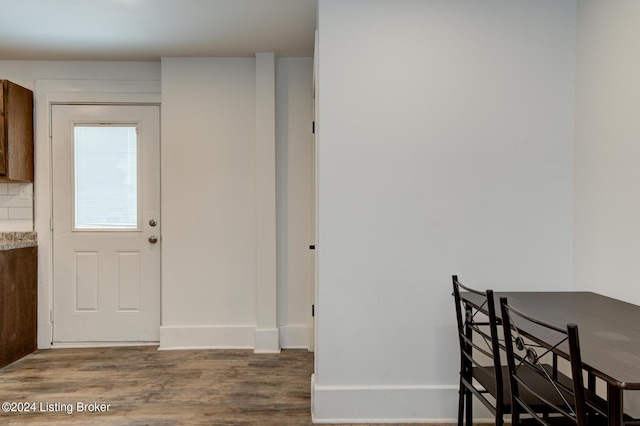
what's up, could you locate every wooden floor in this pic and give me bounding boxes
[0,346,443,425]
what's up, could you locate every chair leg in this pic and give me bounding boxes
[457,379,465,426]
[495,405,503,426]
[465,386,473,426]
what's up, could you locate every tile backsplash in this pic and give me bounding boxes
[0,183,34,231]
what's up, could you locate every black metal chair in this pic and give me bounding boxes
[499,296,604,426]
[453,275,506,426]
[452,275,575,426]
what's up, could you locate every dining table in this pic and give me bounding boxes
[463,291,640,426]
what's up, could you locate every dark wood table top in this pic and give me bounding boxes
[466,291,640,390]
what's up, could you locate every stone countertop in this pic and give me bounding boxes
[0,232,37,250]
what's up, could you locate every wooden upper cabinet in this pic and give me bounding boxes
[0,80,34,182]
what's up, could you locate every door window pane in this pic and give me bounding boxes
[74,125,139,229]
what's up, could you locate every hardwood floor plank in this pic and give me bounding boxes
[0,346,444,425]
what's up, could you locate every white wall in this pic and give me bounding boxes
[160,58,258,348]
[574,2,640,415]
[313,0,576,422]
[276,57,314,348]
[0,61,161,90]
[160,57,314,350]
[574,1,640,305]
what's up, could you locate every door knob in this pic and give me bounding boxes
[148,235,158,244]
[149,219,157,227]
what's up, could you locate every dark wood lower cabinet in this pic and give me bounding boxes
[0,246,37,368]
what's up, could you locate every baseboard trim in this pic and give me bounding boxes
[159,325,311,351]
[279,324,312,349]
[311,373,463,423]
[159,325,254,350]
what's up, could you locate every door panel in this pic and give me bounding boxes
[52,104,160,343]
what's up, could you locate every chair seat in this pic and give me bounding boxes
[475,364,612,419]
[517,413,609,426]
[473,364,586,409]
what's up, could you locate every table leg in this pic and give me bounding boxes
[588,372,596,392]
[607,384,623,426]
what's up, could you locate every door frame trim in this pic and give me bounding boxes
[35,80,160,349]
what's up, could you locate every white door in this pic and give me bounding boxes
[52,104,160,344]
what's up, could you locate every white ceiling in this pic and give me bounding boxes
[0,0,317,61]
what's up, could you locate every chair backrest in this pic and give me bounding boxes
[499,297,587,426]
[452,275,505,413]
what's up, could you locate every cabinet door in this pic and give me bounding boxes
[6,82,33,181]
[0,81,6,176]
[0,246,37,368]
[0,80,33,182]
